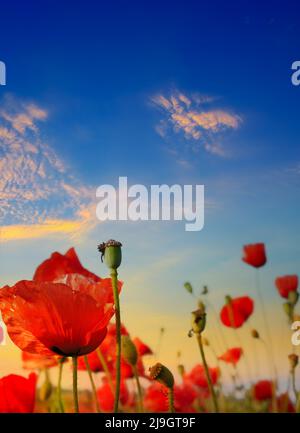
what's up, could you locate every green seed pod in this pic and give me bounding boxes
[98,240,122,270]
[149,362,174,389]
[121,335,138,366]
[39,380,52,401]
[191,309,206,334]
[288,291,299,306]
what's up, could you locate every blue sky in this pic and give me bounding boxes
[0,0,300,385]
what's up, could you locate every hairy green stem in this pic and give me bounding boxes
[84,355,101,413]
[72,356,79,413]
[168,387,175,413]
[96,348,114,392]
[57,358,65,413]
[291,368,298,405]
[111,268,121,413]
[133,365,144,412]
[197,334,219,413]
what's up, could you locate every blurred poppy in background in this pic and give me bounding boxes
[143,382,168,412]
[275,275,298,299]
[218,347,243,365]
[220,296,254,328]
[0,373,37,413]
[133,337,153,356]
[184,364,219,389]
[242,243,266,268]
[97,378,132,412]
[276,393,295,413]
[253,380,274,401]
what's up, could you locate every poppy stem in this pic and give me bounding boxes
[72,356,79,413]
[111,268,121,413]
[84,355,101,413]
[197,334,219,413]
[133,365,144,412]
[291,368,298,404]
[96,348,114,393]
[57,358,65,413]
[168,387,175,413]
[255,270,278,412]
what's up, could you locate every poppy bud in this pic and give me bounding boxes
[288,353,298,370]
[184,282,193,294]
[197,301,206,312]
[202,337,210,346]
[251,329,260,339]
[39,379,52,401]
[288,291,299,306]
[202,285,208,295]
[121,335,138,366]
[177,364,185,377]
[225,295,232,305]
[283,302,293,318]
[149,362,174,389]
[98,240,122,270]
[191,309,206,334]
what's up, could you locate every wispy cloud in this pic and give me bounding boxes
[151,90,242,162]
[0,96,96,242]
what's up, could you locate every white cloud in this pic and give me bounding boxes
[0,97,96,242]
[151,90,242,161]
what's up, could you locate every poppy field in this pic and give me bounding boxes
[0,240,298,413]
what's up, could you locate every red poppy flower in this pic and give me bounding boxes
[218,347,243,365]
[0,373,37,413]
[78,323,128,373]
[220,296,254,328]
[144,382,169,412]
[253,380,274,401]
[22,351,60,370]
[174,382,198,413]
[120,357,145,379]
[77,350,104,373]
[33,247,100,283]
[275,275,298,299]
[97,379,130,412]
[33,247,122,306]
[184,364,220,389]
[78,323,145,378]
[0,275,115,357]
[133,337,153,356]
[242,243,266,268]
[144,382,198,413]
[97,323,145,379]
